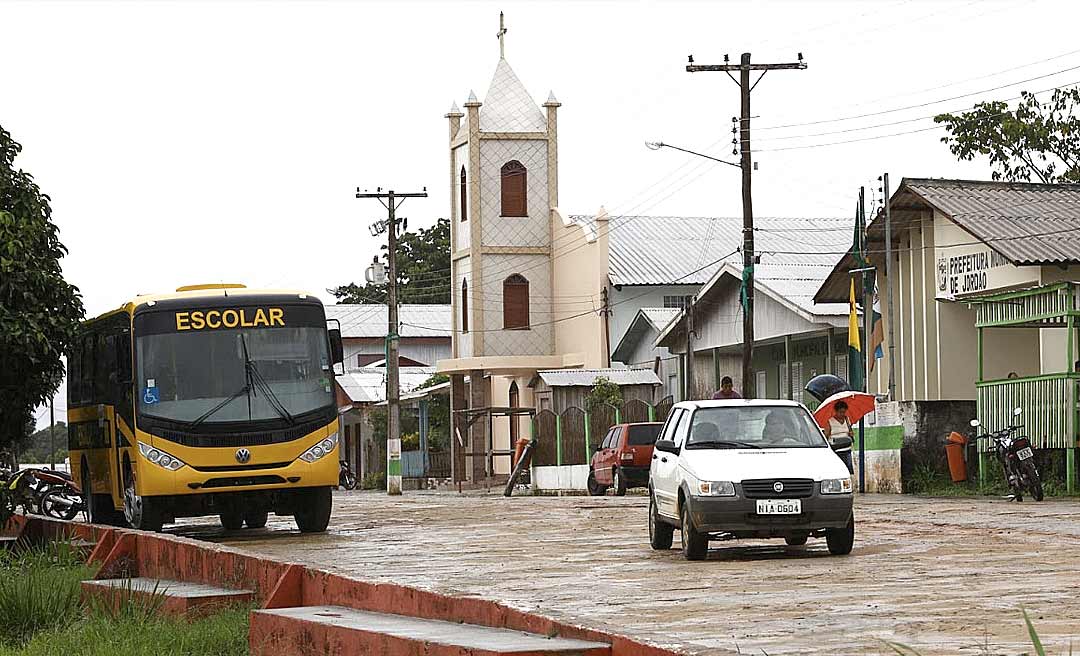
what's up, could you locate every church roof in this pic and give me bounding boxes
[479,58,547,133]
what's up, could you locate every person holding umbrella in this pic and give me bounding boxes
[822,401,854,474]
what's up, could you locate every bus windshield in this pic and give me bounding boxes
[136,325,332,425]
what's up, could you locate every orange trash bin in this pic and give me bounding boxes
[945,432,969,482]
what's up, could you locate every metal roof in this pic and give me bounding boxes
[814,178,1080,303]
[325,304,451,338]
[336,366,438,404]
[532,368,662,388]
[611,308,679,364]
[901,178,1080,265]
[568,215,850,287]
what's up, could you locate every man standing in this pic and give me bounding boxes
[712,376,741,400]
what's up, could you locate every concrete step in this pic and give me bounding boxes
[82,577,254,617]
[251,605,611,656]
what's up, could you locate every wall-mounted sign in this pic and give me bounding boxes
[934,244,1037,300]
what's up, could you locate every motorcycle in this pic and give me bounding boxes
[38,475,87,521]
[339,460,357,490]
[971,406,1043,502]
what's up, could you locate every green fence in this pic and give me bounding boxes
[976,374,1078,451]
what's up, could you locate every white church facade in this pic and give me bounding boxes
[435,20,615,483]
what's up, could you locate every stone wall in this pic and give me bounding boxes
[898,399,976,482]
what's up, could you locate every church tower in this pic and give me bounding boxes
[446,12,561,361]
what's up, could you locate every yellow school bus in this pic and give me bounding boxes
[67,284,344,532]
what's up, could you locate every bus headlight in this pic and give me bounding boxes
[299,431,339,463]
[138,441,186,471]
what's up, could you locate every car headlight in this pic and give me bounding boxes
[299,431,339,463]
[138,441,186,471]
[821,477,853,494]
[696,480,736,497]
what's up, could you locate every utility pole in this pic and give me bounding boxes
[687,52,806,398]
[881,173,896,402]
[859,187,871,494]
[356,187,428,495]
[49,396,55,470]
[685,301,695,400]
[600,286,612,368]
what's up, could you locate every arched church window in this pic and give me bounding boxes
[459,166,467,222]
[461,278,469,333]
[500,161,527,217]
[503,274,529,330]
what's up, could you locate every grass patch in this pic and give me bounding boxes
[904,462,1076,498]
[0,541,249,656]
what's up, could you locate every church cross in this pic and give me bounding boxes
[497,11,508,58]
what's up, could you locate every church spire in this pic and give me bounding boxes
[497,11,508,59]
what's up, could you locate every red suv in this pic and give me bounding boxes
[587,422,663,496]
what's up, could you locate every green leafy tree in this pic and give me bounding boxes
[330,217,451,304]
[585,376,623,412]
[17,422,68,465]
[0,127,84,450]
[934,87,1080,183]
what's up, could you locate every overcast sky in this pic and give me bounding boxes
[7,0,1079,424]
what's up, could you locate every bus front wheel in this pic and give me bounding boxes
[123,460,163,532]
[294,487,332,533]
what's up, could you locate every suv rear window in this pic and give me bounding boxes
[626,424,661,446]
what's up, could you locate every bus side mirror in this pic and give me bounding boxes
[328,328,344,365]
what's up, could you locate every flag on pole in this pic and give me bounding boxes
[869,282,884,371]
[847,278,864,391]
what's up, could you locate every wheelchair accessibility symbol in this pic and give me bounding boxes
[143,387,160,405]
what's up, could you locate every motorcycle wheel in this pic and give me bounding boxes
[342,473,357,491]
[1020,460,1044,501]
[40,487,81,521]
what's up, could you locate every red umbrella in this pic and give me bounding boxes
[814,391,876,427]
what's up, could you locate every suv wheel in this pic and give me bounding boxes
[648,492,674,550]
[680,499,708,561]
[612,468,627,496]
[826,516,855,555]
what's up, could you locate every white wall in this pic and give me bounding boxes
[608,283,699,351]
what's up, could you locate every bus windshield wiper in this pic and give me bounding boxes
[686,440,761,449]
[240,334,295,425]
[190,382,251,428]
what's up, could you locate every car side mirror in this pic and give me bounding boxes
[328,328,344,365]
[654,439,679,454]
[830,436,853,452]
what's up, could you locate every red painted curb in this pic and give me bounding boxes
[16,516,684,656]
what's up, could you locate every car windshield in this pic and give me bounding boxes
[685,406,827,449]
[627,424,661,446]
[136,325,332,424]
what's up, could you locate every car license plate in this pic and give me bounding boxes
[1017,447,1034,460]
[756,499,801,515]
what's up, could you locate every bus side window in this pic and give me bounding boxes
[67,336,82,407]
[94,332,111,403]
[79,335,94,406]
[116,330,132,384]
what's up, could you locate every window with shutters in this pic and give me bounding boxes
[459,166,467,222]
[461,279,469,333]
[500,160,527,217]
[503,274,529,330]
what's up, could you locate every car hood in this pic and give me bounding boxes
[680,447,850,482]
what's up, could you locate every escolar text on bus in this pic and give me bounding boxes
[174,307,285,331]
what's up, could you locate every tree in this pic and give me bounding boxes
[0,126,84,450]
[329,217,451,304]
[17,421,68,465]
[585,376,623,412]
[934,87,1080,183]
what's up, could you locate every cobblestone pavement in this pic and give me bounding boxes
[173,492,1080,655]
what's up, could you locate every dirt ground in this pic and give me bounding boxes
[173,492,1080,655]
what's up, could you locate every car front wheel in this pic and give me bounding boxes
[680,500,708,561]
[648,492,674,550]
[826,516,855,555]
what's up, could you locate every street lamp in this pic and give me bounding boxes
[645,140,742,169]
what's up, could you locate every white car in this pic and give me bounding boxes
[648,399,855,560]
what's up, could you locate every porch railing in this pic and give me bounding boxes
[976,374,1079,450]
